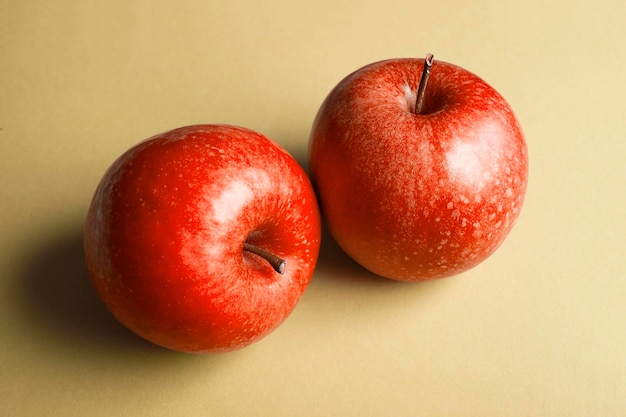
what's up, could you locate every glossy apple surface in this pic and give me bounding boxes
[309,57,528,281]
[84,124,321,352]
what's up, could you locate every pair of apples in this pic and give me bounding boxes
[84,55,528,353]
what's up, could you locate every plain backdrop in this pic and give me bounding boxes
[2,0,625,416]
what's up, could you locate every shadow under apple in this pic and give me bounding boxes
[313,226,399,286]
[17,224,166,355]
[309,224,458,296]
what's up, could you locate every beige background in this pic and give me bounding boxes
[2,0,625,415]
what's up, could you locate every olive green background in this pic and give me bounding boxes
[2,0,625,415]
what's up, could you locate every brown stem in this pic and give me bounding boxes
[415,53,434,114]
[243,242,286,274]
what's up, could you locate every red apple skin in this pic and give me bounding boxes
[309,58,528,281]
[84,124,321,353]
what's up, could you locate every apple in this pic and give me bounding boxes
[84,124,321,353]
[309,55,528,281]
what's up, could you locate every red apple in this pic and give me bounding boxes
[84,124,321,353]
[309,55,528,281]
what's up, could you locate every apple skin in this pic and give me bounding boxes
[309,58,528,281]
[84,124,321,353]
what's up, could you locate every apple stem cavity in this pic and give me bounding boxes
[243,242,286,274]
[415,53,434,114]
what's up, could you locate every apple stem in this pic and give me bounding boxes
[415,53,434,114]
[243,242,286,274]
